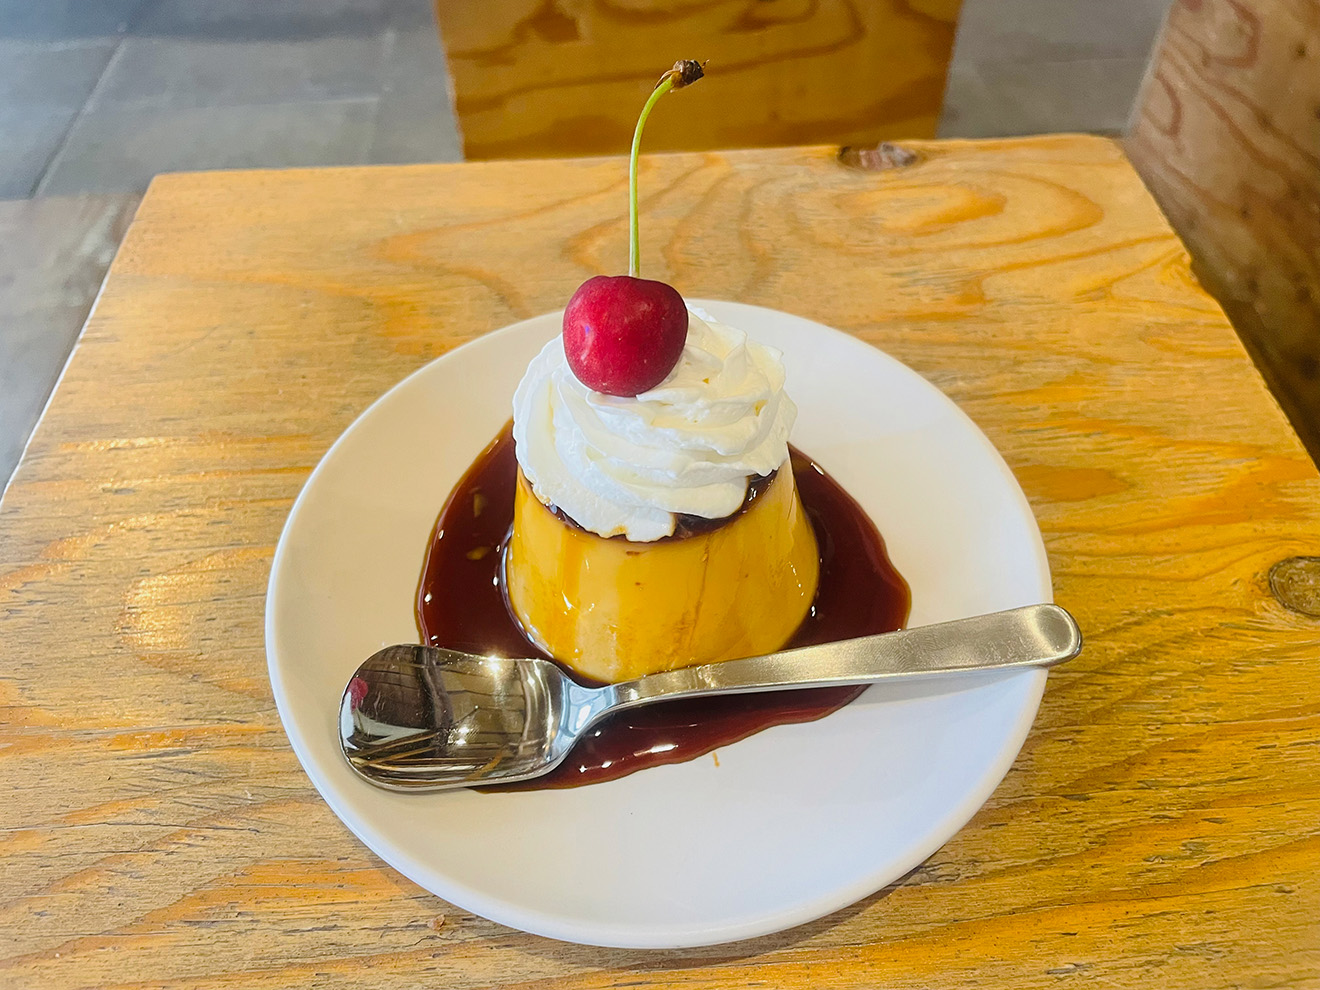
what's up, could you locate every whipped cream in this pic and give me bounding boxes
[512,307,797,542]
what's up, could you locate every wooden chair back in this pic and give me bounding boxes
[1127,0,1320,457]
[433,0,963,159]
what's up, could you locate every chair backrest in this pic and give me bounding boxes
[1127,0,1320,457]
[433,0,963,160]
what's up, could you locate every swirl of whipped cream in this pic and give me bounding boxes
[512,307,797,542]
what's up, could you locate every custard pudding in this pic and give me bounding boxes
[506,307,818,683]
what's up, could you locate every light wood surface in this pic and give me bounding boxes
[3,137,1319,988]
[434,0,961,158]
[1127,0,1320,458]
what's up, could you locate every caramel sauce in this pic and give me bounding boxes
[417,421,911,789]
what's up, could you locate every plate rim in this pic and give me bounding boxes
[265,300,1052,948]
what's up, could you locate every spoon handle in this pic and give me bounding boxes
[609,604,1081,710]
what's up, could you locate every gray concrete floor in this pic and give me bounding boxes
[0,0,1172,490]
[941,0,1171,138]
[0,0,459,200]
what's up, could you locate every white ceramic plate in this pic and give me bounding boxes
[266,301,1052,949]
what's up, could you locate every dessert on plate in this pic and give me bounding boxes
[506,305,819,683]
[414,60,910,787]
[493,60,815,683]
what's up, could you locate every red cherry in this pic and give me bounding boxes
[562,275,688,396]
[347,676,369,711]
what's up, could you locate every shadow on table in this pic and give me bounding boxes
[510,876,907,969]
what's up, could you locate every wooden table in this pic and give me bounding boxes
[3,137,1318,989]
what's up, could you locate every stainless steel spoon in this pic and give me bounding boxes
[340,603,1081,791]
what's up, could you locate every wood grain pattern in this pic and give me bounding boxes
[2,137,1320,988]
[1127,0,1320,459]
[434,0,962,158]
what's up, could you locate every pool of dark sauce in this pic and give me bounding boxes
[416,421,911,790]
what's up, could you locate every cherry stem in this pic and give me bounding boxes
[628,74,676,279]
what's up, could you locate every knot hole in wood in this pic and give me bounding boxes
[1268,556,1320,617]
[837,142,921,171]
